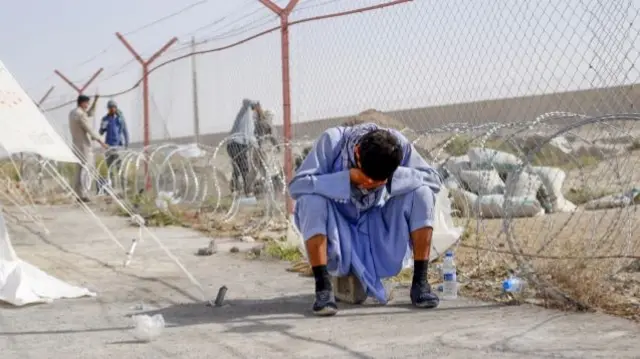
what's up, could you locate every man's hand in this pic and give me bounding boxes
[349,168,386,190]
[100,142,109,150]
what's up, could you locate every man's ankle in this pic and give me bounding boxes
[312,265,332,292]
[412,260,428,287]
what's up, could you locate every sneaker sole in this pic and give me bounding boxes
[413,300,439,309]
[313,306,338,317]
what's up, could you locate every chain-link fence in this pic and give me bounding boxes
[17,0,638,319]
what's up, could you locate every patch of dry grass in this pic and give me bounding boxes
[458,212,640,320]
[263,240,303,262]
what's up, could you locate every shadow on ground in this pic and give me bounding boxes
[129,294,506,359]
[137,293,505,328]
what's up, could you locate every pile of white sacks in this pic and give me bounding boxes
[441,147,577,219]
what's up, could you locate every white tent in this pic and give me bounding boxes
[0,60,95,306]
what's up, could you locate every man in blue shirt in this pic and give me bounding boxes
[99,100,129,186]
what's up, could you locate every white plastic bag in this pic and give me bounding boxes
[132,314,165,342]
[475,195,544,218]
[459,169,505,195]
[584,193,633,210]
[505,171,542,198]
[443,176,461,190]
[402,187,464,266]
[504,196,545,218]
[475,195,505,218]
[429,187,464,260]
[443,155,471,178]
[529,166,577,213]
[467,147,521,173]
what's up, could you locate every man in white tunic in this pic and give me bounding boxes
[68,95,108,202]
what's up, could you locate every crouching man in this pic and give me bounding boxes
[289,123,442,316]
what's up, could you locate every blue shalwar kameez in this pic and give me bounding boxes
[289,123,442,304]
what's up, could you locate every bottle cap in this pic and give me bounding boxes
[445,250,453,257]
[502,279,511,291]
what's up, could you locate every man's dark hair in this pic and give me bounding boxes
[358,129,403,181]
[77,95,90,106]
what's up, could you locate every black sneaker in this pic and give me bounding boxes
[410,283,440,309]
[312,290,338,316]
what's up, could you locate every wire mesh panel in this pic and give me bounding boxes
[288,0,640,313]
[15,0,638,318]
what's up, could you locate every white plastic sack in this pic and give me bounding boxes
[443,176,460,190]
[475,195,544,218]
[467,147,521,173]
[504,196,545,218]
[584,193,633,211]
[443,155,471,178]
[475,195,505,218]
[529,166,577,213]
[459,169,505,195]
[0,211,95,306]
[529,166,564,198]
[505,171,542,198]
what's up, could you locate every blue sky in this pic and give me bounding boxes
[2,0,638,143]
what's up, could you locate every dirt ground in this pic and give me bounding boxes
[452,208,640,320]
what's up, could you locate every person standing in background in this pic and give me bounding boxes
[99,99,129,186]
[227,99,260,196]
[68,94,108,202]
[254,104,279,148]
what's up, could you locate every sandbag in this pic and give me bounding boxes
[475,195,544,218]
[443,155,471,178]
[443,176,461,190]
[529,166,577,213]
[584,190,639,210]
[475,195,505,218]
[505,171,542,198]
[467,147,521,173]
[459,169,505,195]
[504,196,545,218]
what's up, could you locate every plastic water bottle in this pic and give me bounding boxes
[502,275,525,294]
[442,250,457,300]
